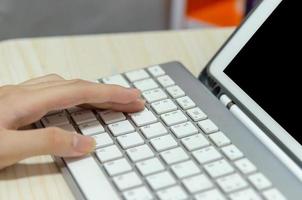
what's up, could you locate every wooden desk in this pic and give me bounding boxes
[0,28,233,199]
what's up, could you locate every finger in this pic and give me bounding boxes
[0,128,95,169]
[32,80,141,113]
[82,98,146,113]
[22,80,72,90]
[20,74,64,85]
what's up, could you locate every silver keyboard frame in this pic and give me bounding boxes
[37,62,302,200]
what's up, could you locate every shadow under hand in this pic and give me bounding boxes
[0,161,60,180]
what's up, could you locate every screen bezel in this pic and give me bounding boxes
[208,0,302,163]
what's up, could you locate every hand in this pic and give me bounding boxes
[0,74,144,169]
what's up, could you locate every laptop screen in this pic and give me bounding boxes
[224,1,301,144]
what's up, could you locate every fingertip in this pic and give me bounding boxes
[124,98,146,113]
[109,86,141,104]
[127,88,141,98]
[72,134,96,155]
[131,88,141,95]
[136,99,146,110]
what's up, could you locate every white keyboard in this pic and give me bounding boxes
[40,65,286,200]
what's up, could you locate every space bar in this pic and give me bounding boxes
[64,155,120,200]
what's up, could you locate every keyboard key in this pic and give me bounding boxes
[123,186,153,200]
[198,119,219,134]
[230,188,262,200]
[102,74,130,88]
[216,173,248,193]
[64,155,120,200]
[98,110,126,124]
[195,189,226,200]
[133,78,158,91]
[183,174,213,193]
[262,188,286,200]
[204,159,235,178]
[166,85,185,98]
[150,135,178,152]
[79,120,105,136]
[160,147,189,165]
[148,65,165,77]
[67,107,83,114]
[108,120,135,136]
[126,144,154,162]
[45,109,63,115]
[157,75,175,87]
[161,110,187,126]
[176,96,196,110]
[141,122,168,139]
[104,158,132,176]
[187,107,207,121]
[42,112,69,127]
[151,99,178,114]
[209,131,231,147]
[157,185,188,200]
[93,132,114,148]
[234,158,257,174]
[136,157,165,176]
[146,171,176,190]
[248,173,272,190]
[128,106,148,115]
[221,145,244,161]
[193,146,222,164]
[181,134,210,151]
[96,145,123,162]
[171,160,201,179]
[130,109,157,126]
[125,69,150,82]
[117,132,144,149]
[171,121,198,138]
[142,88,168,103]
[113,172,143,191]
[71,110,97,125]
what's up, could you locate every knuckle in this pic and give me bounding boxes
[47,73,64,80]
[73,78,93,86]
[72,78,85,84]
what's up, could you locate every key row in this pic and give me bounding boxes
[142,86,185,104]
[43,111,230,153]
[43,110,237,161]
[42,102,220,141]
[101,66,164,87]
[94,139,262,185]
[109,154,272,199]
[149,96,197,115]
[101,69,175,91]
[118,158,275,200]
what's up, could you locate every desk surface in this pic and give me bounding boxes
[0,28,233,200]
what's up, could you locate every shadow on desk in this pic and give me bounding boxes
[0,161,59,180]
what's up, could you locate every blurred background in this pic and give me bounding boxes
[0,0,260,41]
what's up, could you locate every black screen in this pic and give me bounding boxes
[224,1,301,143]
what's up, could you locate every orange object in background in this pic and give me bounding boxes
[187,0,244,27]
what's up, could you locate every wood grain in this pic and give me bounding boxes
[0,28,233,200]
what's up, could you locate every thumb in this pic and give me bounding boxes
[0,128,95,169]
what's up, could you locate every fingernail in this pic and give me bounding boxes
[138,99,146,105]
[73,135,96,154]
[129,88,141,94]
